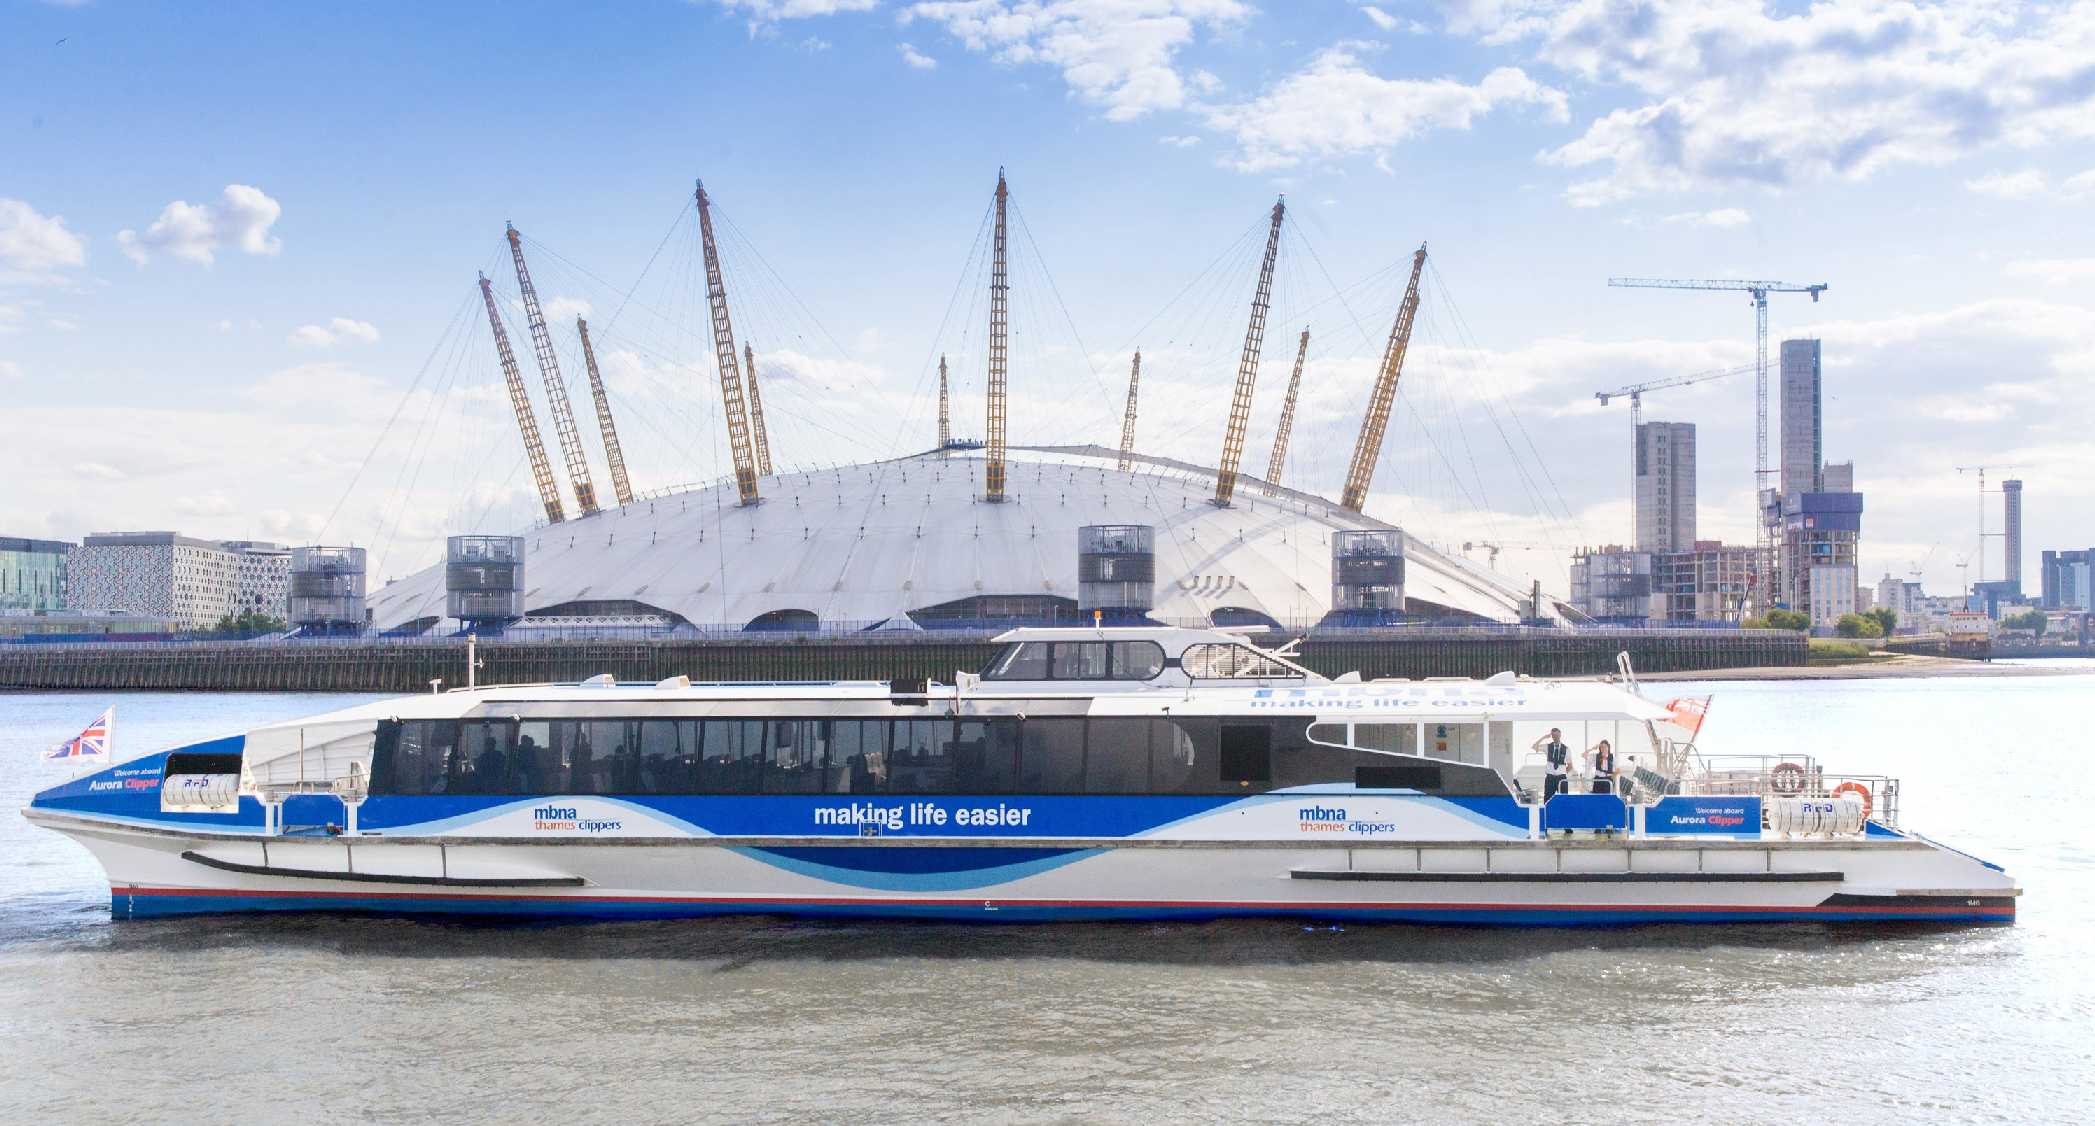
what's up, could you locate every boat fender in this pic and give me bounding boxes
[1832,780,1873,821]
[1770,762,1808,795]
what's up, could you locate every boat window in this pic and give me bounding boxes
[458,720,516,795]
[1019,718,1086,793]
[1085,718,1150,792]
[888,719,955,793]
[1151,717,1219,793]
[1219,723,1272,786]
[1109,641,1165,680]
[764,720,829,794]
[706,720,765,795]
[954,719,1021,792]
[1424,722,1485,766]
[372,719,461,795]
[984,642,1051,680]
[1050,641,1110,680]
[635,720,700,794]
[1354,723,1420,757]
[828,720,888,793]
[1181,643,1304,680]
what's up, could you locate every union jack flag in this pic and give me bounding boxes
[46,706,114,761]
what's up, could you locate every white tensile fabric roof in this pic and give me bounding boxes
[367,444,1552,631]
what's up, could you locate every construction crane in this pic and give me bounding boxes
[1117,349,1140,472]
[1262,328,1309,496]
[1595,362,1755,542]
[1214,196,1285,507]
[1954,465,2021,589]
[506,224,599,515]
[694,180,761,506]
[1607,276,1828,611]
[575,317,634,507]
[1341,244,1428,513]
[743,344,773,477]
[477,272,564,525]
[984,170,1010,503]
[937,354,950,449]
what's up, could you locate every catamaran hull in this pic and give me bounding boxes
[31,812,2017,926]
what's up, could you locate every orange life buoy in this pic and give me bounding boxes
[1770,762,1808,796]
[1832,780,1873,821]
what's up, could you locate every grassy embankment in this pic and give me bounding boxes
[1806,637,1893,665]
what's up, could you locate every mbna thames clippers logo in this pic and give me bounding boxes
[530,805,624,833]
[1297,804,1398,837]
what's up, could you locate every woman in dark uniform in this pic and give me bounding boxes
[1585,739,1619,794]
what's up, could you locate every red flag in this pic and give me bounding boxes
[1663,696,1711,738]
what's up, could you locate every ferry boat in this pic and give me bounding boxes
[24,627,2017,925]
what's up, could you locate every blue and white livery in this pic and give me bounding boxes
[24,627,2017,926]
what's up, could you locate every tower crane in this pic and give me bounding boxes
[984,170,1010,503]
[695,180,761,506]
[1263,328,1310,496]
[507,224,599,515]
[1214,196,1285,507]
[1595,362,1755,543]
[575,317,634,507]
[1607,276,1827,611]
[1117,349,1140,472]
[1341,244,1428,513]
[744,344,773,477]
[477,272,565,525]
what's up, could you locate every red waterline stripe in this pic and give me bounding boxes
[115,886,2013,916]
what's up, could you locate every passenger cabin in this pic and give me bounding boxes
[228,628,1681,820]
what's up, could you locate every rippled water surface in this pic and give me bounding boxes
[4,674,2093,1123]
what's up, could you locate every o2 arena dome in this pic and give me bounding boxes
[368,443,1554,635]
[369,176,1563,636]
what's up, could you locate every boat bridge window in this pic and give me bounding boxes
[982,640,1165,681]
[370,713,1507,798]
[1181,643,1306,680]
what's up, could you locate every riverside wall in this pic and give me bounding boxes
[0,628,1805,693]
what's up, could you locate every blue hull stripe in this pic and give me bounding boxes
[111,888,2014,926]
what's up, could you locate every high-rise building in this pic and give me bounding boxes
[69,532,293,628]
[1634,421,1696,553]
[1567,546,1653,623]
[1823,461,1854,492]
[0,536,71,612]
[1779,339,1822,498]
[1652,540,1754,623]
[2002,479,2023,591]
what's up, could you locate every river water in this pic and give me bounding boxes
[3,672,2092,1123]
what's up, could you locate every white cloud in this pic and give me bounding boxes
[47,316,79,332]
[712,0,877,32]
[1492,0,2095,204]
[1157,134,1202,147]
[1360,5,1398,31]
[898,42,938,70]
[0,199,88,279]
[902,0,1250,122]
[1965,168,2048,200]
[2003,258,2095,285]
[0,359,21,381]
[1659,208,1751,228]
[1205,44,1567,172]
[288,317,380,349]
[543,295,592,324]
[2063,169,2095,198]
[116,184,283,266]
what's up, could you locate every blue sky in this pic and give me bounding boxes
[4,0,2092,596]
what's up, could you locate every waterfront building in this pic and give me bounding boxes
[1875,573,1925,627]
[1568,546,1652,623]
[1651,540,1753,623]
[1779,339,1823,497]
[0,536,71,612]
[69,532,293,629]
[1634,421,1696,553]
[2039,549,2092,610]
[0,608,180,639]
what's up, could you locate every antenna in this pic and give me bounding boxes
[984,169,1010,502]
[477,272,565,524]
[507,225,599,515]
[1341,244,1427,512]
[695,180,761,505]
[575,317,634,507]
[1214,196,1285,507]
[1263,327,1309,495]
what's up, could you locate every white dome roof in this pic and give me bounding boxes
[367,444,1549,631]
